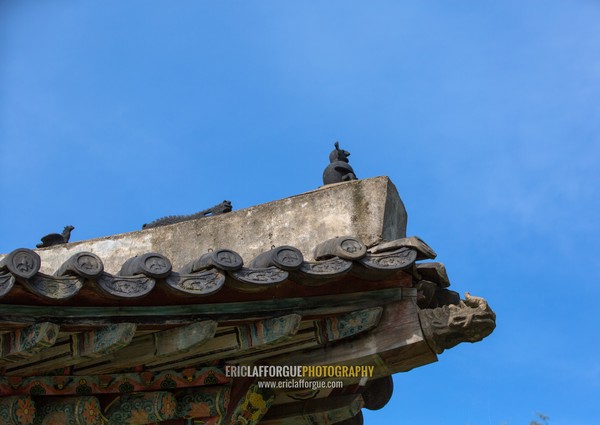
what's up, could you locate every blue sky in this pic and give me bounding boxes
[1,1,599,424]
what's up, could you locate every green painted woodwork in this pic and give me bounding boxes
[315,308,383,344]
[236,315,301,349]
[0,288,409,325]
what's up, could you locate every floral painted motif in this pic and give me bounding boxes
[15,397,35,425]
[160,396,176,418]
[82,399,100,423]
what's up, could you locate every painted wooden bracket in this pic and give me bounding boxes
[227,383,275,425]
[314,307,383,345]
[3,324,137,376]
[0,323,59,364]
[74,320,217,375]
[224,308,382,365]
[148,315,301,372]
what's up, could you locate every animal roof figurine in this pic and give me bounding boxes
[322,141,358,185]
[36,225,75,248]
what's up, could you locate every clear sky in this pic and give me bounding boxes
[1,2,599,424]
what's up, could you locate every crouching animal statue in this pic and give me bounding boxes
[418,292,496,355]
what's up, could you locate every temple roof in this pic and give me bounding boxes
[0,177,495,425]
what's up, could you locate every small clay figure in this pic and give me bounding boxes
[322,142,358,185]
[143,200,233,229]
[37,225,75,248]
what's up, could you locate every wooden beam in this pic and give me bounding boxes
[35,396,101,425]
[0,323,59,364]
[261,394,364,425]
[314,308,382,345]
[73,320,216,375]
[148,315,301,372]
[104,391,177,425]
[223,308,383,365]
[266,299,437,385]
[2,324,137,376]
[0,367,229,397]
[0,288,408,327]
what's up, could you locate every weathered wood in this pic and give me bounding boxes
[34,396,101,425]
[74,321,216,375]
[3,324,137,376]
[148,315,301,372]
[266,299,437,384]
[0,288,408,326]
[314,237,367,261]
[415,262,450,288]
[226,383,274,425]
[0,396,35,425]
[220,308,382,365]
[237,315,301,349]
[104,391,177,425]
[0,367,229,396]
[0,323,59,364]
[261,394,364,425]
[72,323,137,359]
[315,308,382,345]
[415,280,437,309]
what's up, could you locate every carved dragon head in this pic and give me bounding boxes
[419,292,496,354]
